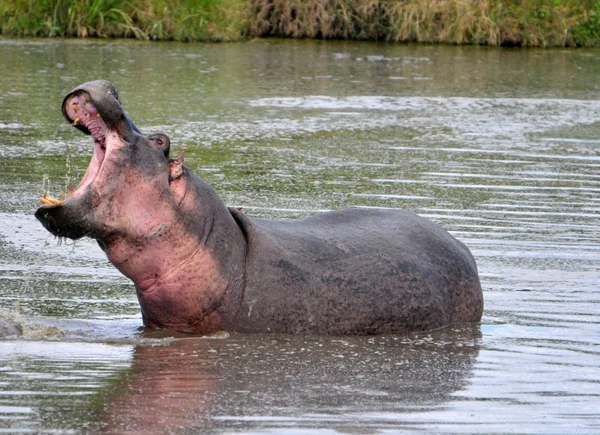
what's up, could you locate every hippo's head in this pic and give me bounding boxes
[35,80,248,334]
[35,80,180,245]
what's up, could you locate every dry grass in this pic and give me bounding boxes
[248,0,600,47]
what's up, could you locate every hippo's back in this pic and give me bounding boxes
[232,208,483,335]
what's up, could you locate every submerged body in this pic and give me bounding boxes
[36,80,483,335]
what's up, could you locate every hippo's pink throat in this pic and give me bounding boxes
[104,215,230,333]
[98,174,229,333]
[135,242,229,333]
[63,93,113,200]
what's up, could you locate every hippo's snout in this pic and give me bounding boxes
[35,205,63,236]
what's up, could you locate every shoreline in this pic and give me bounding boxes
[1,0,599,47]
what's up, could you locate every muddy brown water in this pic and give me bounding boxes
[0,39,599,433]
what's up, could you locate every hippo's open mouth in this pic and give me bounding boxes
[63,92,108,198]
[39,92,110,208]
[35,79,139,239]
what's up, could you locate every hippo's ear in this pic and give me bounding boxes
[169,152,184,181]
[147,133,171,158]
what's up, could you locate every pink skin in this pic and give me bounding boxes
[62,93,228,332]
[66,94,106,199]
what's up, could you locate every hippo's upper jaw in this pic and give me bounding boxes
[60,80,141,137]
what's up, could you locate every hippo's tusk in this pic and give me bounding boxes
[72,117,80,126]
[40,192,63,205]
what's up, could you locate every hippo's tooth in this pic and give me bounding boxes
[59,192,66,201]
[73,117,80,126]
[72,102,79,113]
[40,192,63,205]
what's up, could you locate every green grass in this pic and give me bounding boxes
[1,0,599,46]
[0,0,248,41]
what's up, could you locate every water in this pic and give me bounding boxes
[0,38,599,433]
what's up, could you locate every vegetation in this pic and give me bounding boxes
[0,0,599,47]
[249,0,600,46]
[0,0,248,41]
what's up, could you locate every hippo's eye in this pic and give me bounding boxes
[156,138,164,146]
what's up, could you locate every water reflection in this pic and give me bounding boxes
[100,326,480,432]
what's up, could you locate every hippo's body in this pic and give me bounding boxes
[36,80,483,335]
[233,207,481,334]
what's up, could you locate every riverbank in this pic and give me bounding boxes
[1,0,599,47]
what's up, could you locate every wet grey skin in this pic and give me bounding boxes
[35,80,483,335]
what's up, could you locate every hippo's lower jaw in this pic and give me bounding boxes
[35,197,94,240]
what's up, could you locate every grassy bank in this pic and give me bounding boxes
[1,0,599,46]
[250,0,600,47]
[0,0,248,41]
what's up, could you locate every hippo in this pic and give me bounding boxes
[35,80,483,335]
